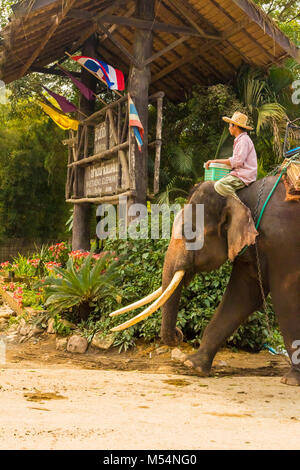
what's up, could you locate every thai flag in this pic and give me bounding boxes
[72,56,125,91]
[128,94,144,151]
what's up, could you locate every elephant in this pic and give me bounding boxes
[110,176,300,386]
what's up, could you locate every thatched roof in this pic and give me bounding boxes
[0,0,299,100]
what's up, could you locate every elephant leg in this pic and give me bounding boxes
[183,259,269,375]
[269,267,300,386]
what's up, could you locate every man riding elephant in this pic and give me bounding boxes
[205,111,258,203]
[109,113,300,387]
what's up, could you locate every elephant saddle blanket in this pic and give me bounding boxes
[280,159,300,201]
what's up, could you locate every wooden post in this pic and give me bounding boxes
[128,0,155,206]
[72,34,98,251]
[154,92,164,195]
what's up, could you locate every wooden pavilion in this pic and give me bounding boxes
[0,0,299,249]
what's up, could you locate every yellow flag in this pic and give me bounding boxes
[38,100,79,131]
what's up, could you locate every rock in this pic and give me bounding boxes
[17,318,26,332]
[67,335,88,354]
[215,360,227,368]
[19,323,31,336]
[47,318,55,334]
[27,326,44,339]
[155,345,170,355]
[171,348,187,363]
[91,333,114,350]
[0,312,11,319]
[0,305,14,319]
[56,336,69,351]
[5,333,18,343]
[0,318,8,332]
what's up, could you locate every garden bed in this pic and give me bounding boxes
[0,238,285,355]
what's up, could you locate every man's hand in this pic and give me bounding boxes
[205,160,213,169]
[205,158,231,169]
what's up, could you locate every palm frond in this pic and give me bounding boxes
[214,126,230,159]
[256,102,287,135]
[43,252,119,319]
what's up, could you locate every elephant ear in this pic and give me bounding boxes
[218,196,258,262]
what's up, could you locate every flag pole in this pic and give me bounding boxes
[65,52,123,99]
[56,63,107,107]
[40,86,88,118]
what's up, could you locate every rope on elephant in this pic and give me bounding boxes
[236,167,291,365]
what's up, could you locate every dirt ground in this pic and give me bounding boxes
[0,333,299,450]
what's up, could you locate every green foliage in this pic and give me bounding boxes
[53,314,72,337]
[12,254,37,278]
[0,100,69,241]
[86,235,281,353]
[152,84,244,201]
[43,252,119,321]
[254,1,300,44]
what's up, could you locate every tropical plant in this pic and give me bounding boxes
[86,232,284,353]
[43,252,119,321]
[52,313,72,337]
[235,65,290,159]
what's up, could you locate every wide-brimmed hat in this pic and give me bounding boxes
[222,111,253,130]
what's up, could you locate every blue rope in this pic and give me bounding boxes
[237,168,286,257]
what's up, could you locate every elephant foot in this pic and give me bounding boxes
[281,367,300,386]
[161,327,183,347]
[183,352,212,377]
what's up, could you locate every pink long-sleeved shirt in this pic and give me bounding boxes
[228,132,257,185]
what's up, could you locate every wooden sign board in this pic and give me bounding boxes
[65,92,164,203]
[94,121,114,154]
[84,157,120,197]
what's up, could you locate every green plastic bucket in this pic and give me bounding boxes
[204,162,231,182]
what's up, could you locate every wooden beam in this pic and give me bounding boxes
[167,0,253,67]
[231,0,300,63]
[67,190,135,205]
[65,0,134,59]
[99,14,219,38]
[19,0,77,78]
[151,19,251,84]
[67,10,219,38]
[208,0,275,62]
[141,37,187,67]
[98,4,136,42]
[97,24,141,69]
[166,0,219,40]
[69,141,129,167]
[194,54,225,81]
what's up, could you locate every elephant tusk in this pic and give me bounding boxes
[110,270,185,332]
[109,287,163,317]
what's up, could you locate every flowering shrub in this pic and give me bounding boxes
[0,243,119,317]
[2,281,44,308]
[27,258,40,268]
[5,254,39,278]
[45,261,62,272]
[0,261,11,273]
[48,242,70,265]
